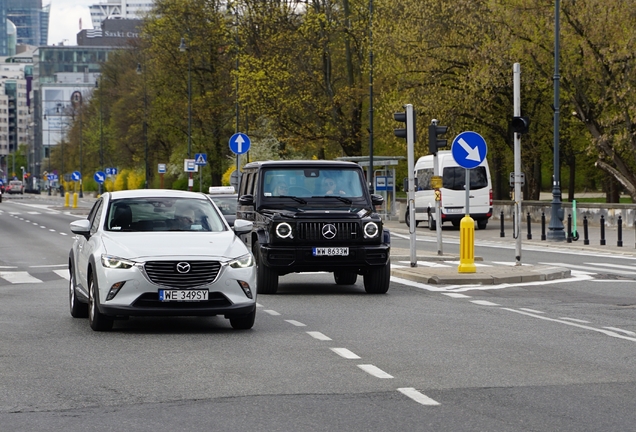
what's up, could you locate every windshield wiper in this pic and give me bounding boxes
[276,195,307,204]
[313,195,352,204]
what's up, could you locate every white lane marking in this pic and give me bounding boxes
[585,262,636,270]
[307,331,332,341]
[398,387,440,406]
[263,310,281,316]
[49,229,55,232]
[0,266,18,269]
[541,262,636,276]
[491,261,532,266]
[0,272,42,284]
[31,264,67,268]
[285,320,306,327]
[32,222,38,225]
[330,348,361,359]
[592,280,634,283]
[40,226,46,229]
[442,293,471,298]
[604,327,636,336]
[357,364,393,378]
[559,317,591,323]
[256,303,264,308]
[502,308,636,342]
[519,308,544,314]
[59,233,68,236]
[26,211,41,214]
[470,300,500,306]
[53,269,70,280]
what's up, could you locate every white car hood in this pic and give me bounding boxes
[100,231,249,262]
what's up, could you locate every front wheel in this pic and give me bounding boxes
[88,274,114,331]
[334,271,357,285]
[229,309,256,330]
[253,241,278,294]
[363,260,391,294]
[69,263,88,318]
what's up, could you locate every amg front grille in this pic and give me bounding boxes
[297,222,359,241]
[144,261,222,288]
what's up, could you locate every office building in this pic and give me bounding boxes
[89,0,153,29]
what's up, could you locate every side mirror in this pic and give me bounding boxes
[70,219,91,239]
[233,219,253,235]
[371,194,384,206]
[238,194,254,206]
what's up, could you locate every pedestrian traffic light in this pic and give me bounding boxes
[428,121,448,155]
[393,105,416,143]
[511,116,530,134]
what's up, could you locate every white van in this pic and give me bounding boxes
[406,150,493,230]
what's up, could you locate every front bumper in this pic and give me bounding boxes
[259,243,390,275]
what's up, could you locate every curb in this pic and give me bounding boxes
[391,265,571,285]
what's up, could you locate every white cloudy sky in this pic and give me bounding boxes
[47,0,95,46]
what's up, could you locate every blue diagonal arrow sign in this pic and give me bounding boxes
[451,131,488,169]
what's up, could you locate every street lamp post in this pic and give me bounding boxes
[548,0,565,241]
[95,79,104,195]
[179,37,193,192]
[137,63,149,189]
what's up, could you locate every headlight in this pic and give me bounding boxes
[275,222,293,239]
[364,222,379,238]
[229,254,254,269]
[101,254,135,269]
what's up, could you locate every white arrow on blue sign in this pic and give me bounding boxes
[451,131,488,169]
[229,132,251,155]
[72,171,82,181]
[194,153,207,165]
[94,171,106,183]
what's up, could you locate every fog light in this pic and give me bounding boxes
[106,281,126,301]
[238,280,253,299]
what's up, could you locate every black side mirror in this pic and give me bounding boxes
[238,194,254,206]
[371,194,384,206]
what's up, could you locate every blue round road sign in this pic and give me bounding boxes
[451,131,488,169]
[94,171,106,184]
[229,133,251,155]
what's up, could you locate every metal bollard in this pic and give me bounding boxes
[541,212,546,241]
[567,214,572,243]
[500,211,505,238]
[617,215,623,247]
[600,215,606,246]
[583,216,589,245]
[526,212,532,240]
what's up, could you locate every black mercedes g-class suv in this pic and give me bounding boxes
[237,160,391,294]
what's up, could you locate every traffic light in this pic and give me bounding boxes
[393,104,416,143]
[428,121,448,155]
[511,116,530,134]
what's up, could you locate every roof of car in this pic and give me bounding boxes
[106,189,210,200]
[243,160,360,170]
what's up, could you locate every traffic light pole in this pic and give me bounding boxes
[404,104,417,267]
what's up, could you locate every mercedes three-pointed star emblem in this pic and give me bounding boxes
[322,224,337,240]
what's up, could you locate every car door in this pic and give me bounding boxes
[77,199,104,292]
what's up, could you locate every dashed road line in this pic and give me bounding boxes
[603,327,636,336]
[307,331,332,341]
[263,310,280,316]
[357,364,393,379]
[470,300,500,306]
[285,319,306,327]
[519,308,544,314]
[330,348,360,359]
[398,388,440,406]
[559,317,591,323]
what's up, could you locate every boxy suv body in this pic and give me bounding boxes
[237,160,391,294]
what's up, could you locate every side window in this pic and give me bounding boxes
[89,200,104,235]
[470,167,489,190]
[416,168,434,191]
[239,172,251,196]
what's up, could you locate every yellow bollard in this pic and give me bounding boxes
[458,215,477,273]
[64,192,70,207]
[72,192,78,208]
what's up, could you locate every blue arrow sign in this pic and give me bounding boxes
[94,171,106,183]
[451,131,488,169]
[194,153,207,166]
[229,133,251,155]
[72,171,82,181]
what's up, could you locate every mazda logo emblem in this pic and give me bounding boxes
[322,224,337,239]
[176,262,191,273]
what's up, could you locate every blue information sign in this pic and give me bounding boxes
[451,131,488,169]
[94,171,106,184]
[229,133,251,155]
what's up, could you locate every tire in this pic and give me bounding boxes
[452,220,460,228]
[88,274,114,331]
[229,309,256,330]
[334,271,357,285]
[404,206,419,228]
[253,241,278,294]
[477,219,488,230]
[69,263,88,318]
[363,260,391,294]
[428,211,437,231]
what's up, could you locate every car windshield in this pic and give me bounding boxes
[105,197,227,232]
[262,168,364,198]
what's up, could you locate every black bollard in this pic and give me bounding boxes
[600,215,606,246]
[500,211,505,237]
[583,216,589,245]
[567,214,572,243]
[617,215,623,247]
[541,212,546,241]
[527,212,532,240]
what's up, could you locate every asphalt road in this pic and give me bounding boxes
[2,196,636,431]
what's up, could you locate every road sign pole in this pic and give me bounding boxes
[404,104,417,268]
[513,63,523,265]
